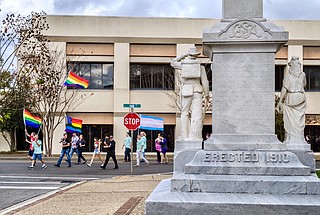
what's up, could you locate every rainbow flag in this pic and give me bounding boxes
[65,115,82,133]
[23,109,42,129]
[63,71,89,89]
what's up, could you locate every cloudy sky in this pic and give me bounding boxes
[1,0,320,20]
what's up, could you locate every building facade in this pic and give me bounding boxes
[2,16,320,154]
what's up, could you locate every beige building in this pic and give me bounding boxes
[3,15,320,154]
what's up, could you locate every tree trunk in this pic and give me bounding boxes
[10,130,16,151]
[42,127,48,156]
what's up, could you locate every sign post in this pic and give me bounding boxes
[123,104,141,174]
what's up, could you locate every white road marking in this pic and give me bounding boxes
[0,186,60,190]
[0,181,62,185]
[0,175,99,180]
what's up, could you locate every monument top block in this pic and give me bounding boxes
[223,0,263,20]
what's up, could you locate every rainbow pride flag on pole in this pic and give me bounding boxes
[23,109,42,129]
[65,115,82,133]
[63,71,89,89]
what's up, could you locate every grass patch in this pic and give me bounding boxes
[317,170,320,178]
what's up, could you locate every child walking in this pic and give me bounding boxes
[87,137,104,167]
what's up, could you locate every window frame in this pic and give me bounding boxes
[67,62,114,90]
[130,63,175,90]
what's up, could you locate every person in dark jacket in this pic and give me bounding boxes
[76,134,87,164]
[101,135,119,169]
[54,133,71,167]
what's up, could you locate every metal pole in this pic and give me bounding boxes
[130,129,133,175]
[130,106,134,175]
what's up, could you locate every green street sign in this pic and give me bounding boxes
[123,104,141,108]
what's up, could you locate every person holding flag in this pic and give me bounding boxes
[27,134,47,170]
[23,109,42,164]
[25,129,36,164]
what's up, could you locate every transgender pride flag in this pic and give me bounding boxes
[139,115,164,131]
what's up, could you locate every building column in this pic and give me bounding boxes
[113,43,130,155]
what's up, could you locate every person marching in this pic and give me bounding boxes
[122,132,132,162]
[140,131,147,159]
[76,134,87,164]
[155,133,162,164]
[27,134,47,170]
[54,133,71,167]
[87,137,104,167]
[135,134,149,167]
[69,132,79,163]
[25,129,36,165]
[101,135,119,169]
[160,134,169,164]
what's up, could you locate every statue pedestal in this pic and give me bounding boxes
[146,144,320,215]
[146,179,320,215]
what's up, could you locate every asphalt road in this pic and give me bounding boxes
[0,159,173,213]
[0,159,173,178]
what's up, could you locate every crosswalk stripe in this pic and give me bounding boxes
[0,186,60,190]
[0,175,99,180]
[0,181,62,185]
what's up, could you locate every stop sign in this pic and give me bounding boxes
[123,112,140,130]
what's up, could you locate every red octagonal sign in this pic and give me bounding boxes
[124,112,140,130]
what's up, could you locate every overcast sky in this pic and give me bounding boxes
[1,0,320,21]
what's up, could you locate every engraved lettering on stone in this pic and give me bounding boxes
[282,154,290,163]
[204,153,211,162]
[212,153,219,162]
[203,151,259,163]
[228,153,235,162]
[230,22,262,39]
[252,153,259,162]
[220,153,227,162]
[266,153,290,163]
[244,152,251,162]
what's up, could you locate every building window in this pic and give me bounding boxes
[130,64,174,90]
[68,62,114,89]
[275,65,285,92]
[82,124,113,152]
[304,66,320,91]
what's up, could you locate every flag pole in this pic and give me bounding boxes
[23,108,28,141]
[37,109,49,135]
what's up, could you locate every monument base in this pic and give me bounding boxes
[146,179,320,215]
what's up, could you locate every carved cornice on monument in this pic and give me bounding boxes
[203,19,288,44]
[219,19,272,40]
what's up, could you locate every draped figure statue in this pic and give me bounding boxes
[280,56,307,143]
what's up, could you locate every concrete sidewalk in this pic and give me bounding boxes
[8,174,172,215]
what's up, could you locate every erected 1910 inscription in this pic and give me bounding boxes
[204,151,290,164]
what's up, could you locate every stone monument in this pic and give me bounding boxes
[146,0,320,214]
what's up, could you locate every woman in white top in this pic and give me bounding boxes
[87,137,104,167]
